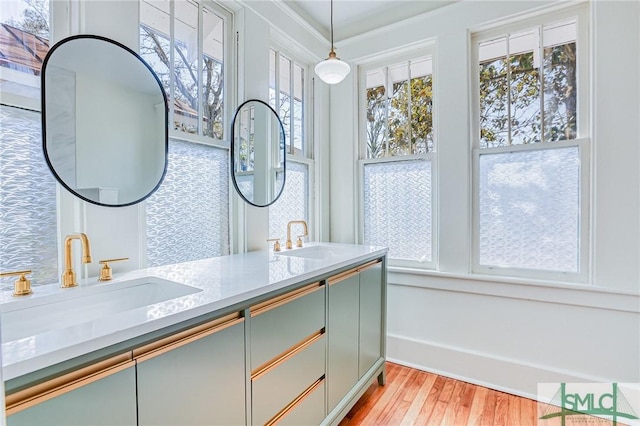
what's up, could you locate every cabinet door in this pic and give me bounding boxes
[7,363,136,426]
[136,316,245,426]
[327,270,360,412]
[359,260,384,378]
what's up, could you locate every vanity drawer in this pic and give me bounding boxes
[250,282,324,370]
[251,332,326,426]
[276,378,325,426]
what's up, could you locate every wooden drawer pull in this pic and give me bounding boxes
[327,267,359,286]
[134,313,244,363]
[358,259,382,272]
[328,258,382,286]
[251,329,324,381]
[6,353,134,416]
[265,375,325,426]
[251,282,323,318]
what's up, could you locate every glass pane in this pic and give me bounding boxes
[173,0,199,134]
[479,37,509,148]
[269,161,309,240]
[388,63,410,155]
[293,63,304,155]
[410,73,433,154]
[0,0,50,100]
[0,105,58,286]
[279,55,291,151]
[146,140,229,267]
[363,160,432,262]
[366,69,386,159]
[478,146,580,272]
[509,30,541,145]
[202,6,224,139]
[140,1,172,104]
[543,21,577,141]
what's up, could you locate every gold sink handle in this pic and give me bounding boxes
[0,270,33,296]
[267,238,281,252]
[98,258,129,281]
[296,234,306,248]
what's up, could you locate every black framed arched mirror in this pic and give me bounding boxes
[230,99,286,207]
[42,34,168,207]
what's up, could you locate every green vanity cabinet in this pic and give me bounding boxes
[3,252,386,426]
[6,356,137,426]
[358,260,384,378]
[327,269,360,411]
[327,259,385,414]
[135,313,246,426]
[249,281,326,426]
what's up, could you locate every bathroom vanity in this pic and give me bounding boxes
[1,243,387,425]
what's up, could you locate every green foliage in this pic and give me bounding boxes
[366,74,433,158]
[479,42,577,148]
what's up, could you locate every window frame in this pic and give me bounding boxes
[357,46,438,269]
[268,42,315,240]
[139,0,235,264]
[139,0,234,149]
[470,4,590,283]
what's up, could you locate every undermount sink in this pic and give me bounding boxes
[0,277,201,342]
[277,245,337,260]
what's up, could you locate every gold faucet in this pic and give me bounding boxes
[61,233,92,288]
[286,220,308,249]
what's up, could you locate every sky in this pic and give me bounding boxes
[1,1,26,25]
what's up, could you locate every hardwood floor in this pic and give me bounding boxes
[339,362,619,426]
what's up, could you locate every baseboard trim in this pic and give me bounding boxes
[386,334,616,401]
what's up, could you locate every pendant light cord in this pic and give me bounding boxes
[330,0,334,52]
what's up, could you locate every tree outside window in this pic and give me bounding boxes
[479,20,577,148]
[140,0,225,140]
[365,57,433,159]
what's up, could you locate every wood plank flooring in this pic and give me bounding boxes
[339,362,621,426]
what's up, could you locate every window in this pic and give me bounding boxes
[0,1,57,288]
[268,48,313,238]
[146,139,229,267]
[0,0,50,105]
[141,1,231,265]
[140,0,227,140]
[269,49,305,156]
[360,54,436,267]
[472,7,589,281]
[0,106,58,286]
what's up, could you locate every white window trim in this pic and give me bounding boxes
[146,1,235,148]
[470,4,590,142]
[358,154,438,269]
[471,138,590,283]
[139,0,235,262]
[470,3,591,283]
[268,42,316,240]
[357,44,438,269]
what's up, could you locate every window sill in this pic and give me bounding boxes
[387,266,640,313]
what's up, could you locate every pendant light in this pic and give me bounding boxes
[314,0,350,84]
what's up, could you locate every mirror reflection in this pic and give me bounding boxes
[231,99,286,207]
[42,35,168,207]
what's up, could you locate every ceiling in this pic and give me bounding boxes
[283,0,459,43]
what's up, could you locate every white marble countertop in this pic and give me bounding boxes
[0,243,386,381]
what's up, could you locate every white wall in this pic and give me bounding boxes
[328,0,640,398]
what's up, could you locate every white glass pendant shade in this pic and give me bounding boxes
[315,51,350,85]
[315,0,350,85]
